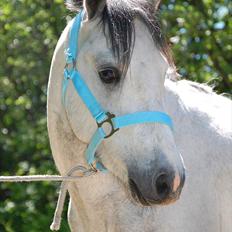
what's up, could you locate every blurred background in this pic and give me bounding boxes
[0,0,231,231]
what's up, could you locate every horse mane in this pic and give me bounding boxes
[66,0,175,75]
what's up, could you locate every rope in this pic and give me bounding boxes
[0,165,97,231]
[0,175,88,182]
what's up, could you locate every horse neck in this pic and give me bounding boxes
[164,79,232,173]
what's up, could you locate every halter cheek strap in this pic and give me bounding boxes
[62,11,173,172]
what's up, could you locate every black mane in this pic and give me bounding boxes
[66,0,173,73]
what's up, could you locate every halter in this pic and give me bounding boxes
[62,11,173,171]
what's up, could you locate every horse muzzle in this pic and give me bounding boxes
[128,167,185,206]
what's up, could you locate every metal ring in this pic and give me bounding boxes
[97,112,119,139]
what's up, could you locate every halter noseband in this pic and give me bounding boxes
[62,11,173,171]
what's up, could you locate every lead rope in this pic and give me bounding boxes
[0,165,97,231]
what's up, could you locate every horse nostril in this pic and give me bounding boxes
[128,167,184,206]
[154,173,171,200]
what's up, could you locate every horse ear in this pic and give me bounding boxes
[84,0,106,20]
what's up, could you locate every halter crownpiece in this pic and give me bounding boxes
[62,10,173,171]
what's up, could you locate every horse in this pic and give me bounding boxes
[47,0,232,231]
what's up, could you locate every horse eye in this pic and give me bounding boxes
[98,67,120,84]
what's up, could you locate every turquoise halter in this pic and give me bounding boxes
[62,11,173,171]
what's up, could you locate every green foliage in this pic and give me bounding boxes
[0,0,69,231]
[162,0,231,93]
[0,0,231,231]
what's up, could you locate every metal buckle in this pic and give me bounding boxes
[89,163,99,173]
[97,112,119,139]
[64,59,76,80]
[65,59,76,69]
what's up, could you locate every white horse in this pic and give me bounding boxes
[47,0,232,231]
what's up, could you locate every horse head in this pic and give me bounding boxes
[63,0,185,206]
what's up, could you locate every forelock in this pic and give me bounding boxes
[66,0,174,74]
